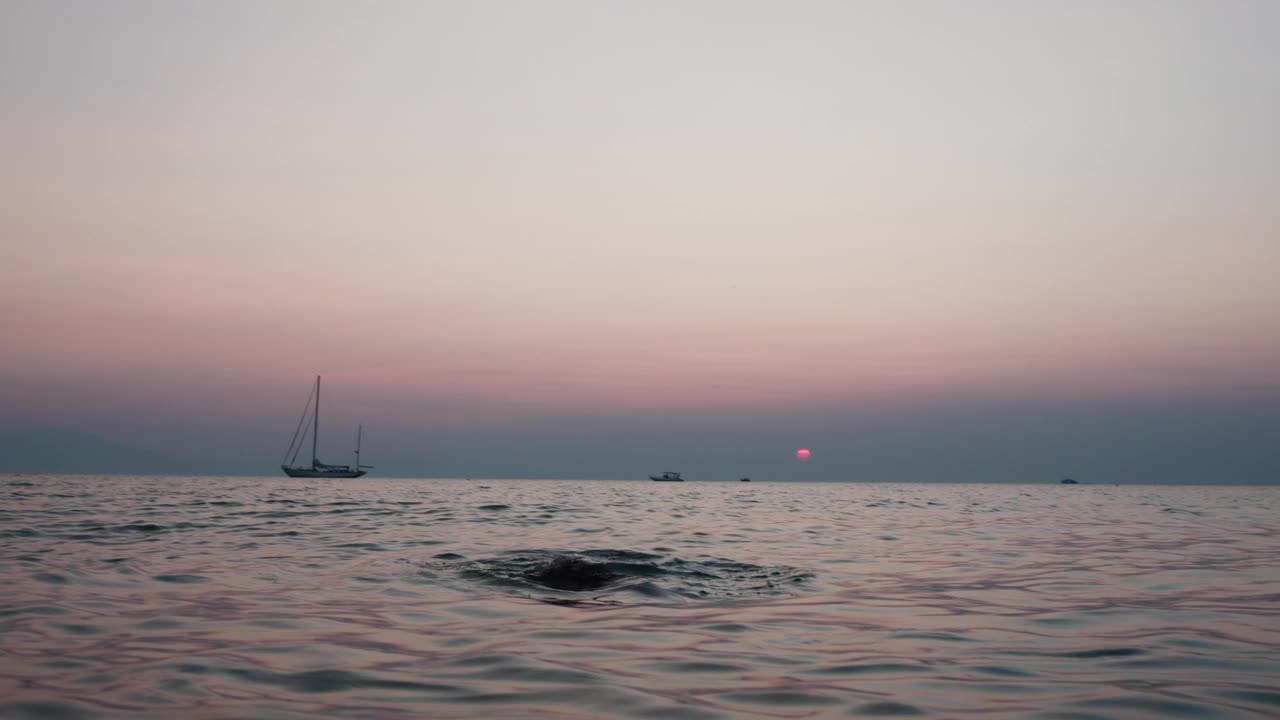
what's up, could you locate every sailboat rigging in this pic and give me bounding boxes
[281,376,371,478]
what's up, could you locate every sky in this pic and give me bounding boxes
[1,1,1277,481]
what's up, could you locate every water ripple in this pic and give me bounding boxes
[2,476,1277,719]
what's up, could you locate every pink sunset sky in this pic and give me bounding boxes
[1,1,1277,480]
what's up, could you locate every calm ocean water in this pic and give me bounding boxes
[1,476,1277,719]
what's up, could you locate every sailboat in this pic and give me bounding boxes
[281,376,370,478]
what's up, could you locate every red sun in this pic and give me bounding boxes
[796,448,812,462]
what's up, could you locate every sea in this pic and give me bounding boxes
[1,476,1277,719]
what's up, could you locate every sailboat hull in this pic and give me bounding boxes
[282,468,367,479]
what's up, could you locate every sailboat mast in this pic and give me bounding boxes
[355,424,362,469]
[312,375,320,468]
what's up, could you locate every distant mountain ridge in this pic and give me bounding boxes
[0,427,205,475]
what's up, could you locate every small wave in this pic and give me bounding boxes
[851,701,927,716]
[0,700,93,720]
[183,665,460,695]
[153,574,209,584]
[114,522,167,533]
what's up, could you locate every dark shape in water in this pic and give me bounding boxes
[740,477,750,482]
[650,471,684,482]
[524,555,619,591]
[447,549,813,600]
[1061,478,1079,484]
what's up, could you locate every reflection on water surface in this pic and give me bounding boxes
[2,476,1278,719]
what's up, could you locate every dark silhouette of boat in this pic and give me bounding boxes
[740,477,751,482]
[281,376,370,478]
[650,471,684,482]
[1061,477,1078,484]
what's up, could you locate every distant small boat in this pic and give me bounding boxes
[1060,478,1078,484]
[650,471,684,482]
[281,376,371,479]
[740,477,751,482]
